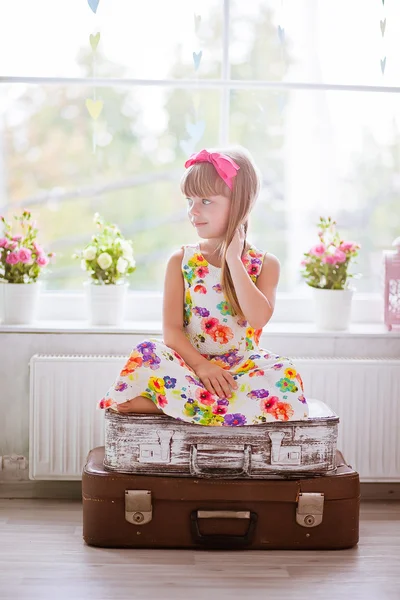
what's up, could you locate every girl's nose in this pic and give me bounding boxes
[189,206,200,217]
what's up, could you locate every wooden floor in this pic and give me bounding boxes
[0,500,399,600]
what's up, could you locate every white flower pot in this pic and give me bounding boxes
[311,288,354,331]
[84,281,129,326]
[0,282,41,325]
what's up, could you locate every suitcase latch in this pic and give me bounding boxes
[138,430,174,464]
[268,431,302,466]
[296,492,324,527]
[125,490,152,525]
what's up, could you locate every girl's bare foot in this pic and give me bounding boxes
[117,396,163,414]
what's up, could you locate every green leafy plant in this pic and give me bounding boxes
[300,217,361,290]
[0,210,55,284]
[73,213,136,284]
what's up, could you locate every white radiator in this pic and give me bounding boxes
[29,354,400,482]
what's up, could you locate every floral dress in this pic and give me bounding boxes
[98,243,309,426]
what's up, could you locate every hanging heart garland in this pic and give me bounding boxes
[87,0,100,14]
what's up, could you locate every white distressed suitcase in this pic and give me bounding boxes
[103,398,339,479]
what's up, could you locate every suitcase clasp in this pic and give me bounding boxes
[268,431,302,466]
[296,492,324,527]
[138,430,173,464]
[125,490,152,525]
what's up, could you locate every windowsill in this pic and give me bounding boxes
[0,291,384,326]
[0,319,398,337]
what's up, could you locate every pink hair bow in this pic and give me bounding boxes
[184,149,240,190]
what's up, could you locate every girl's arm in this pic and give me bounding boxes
[227,252,280,330]
[162,249,208,371]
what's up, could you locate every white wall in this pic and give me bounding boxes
[1,324,399,459]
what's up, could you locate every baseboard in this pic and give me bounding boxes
[359,483,400,501]
[0,480,82,499]
[1,480,400,501]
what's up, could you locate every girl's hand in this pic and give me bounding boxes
[226,224,246,264]
[194,360,238,399]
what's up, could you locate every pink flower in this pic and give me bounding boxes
[309,243,326,256]
[157,394,168,408]
[323,255,337,265]
[0,237,7,248]
[33,241,44,254]
[195,266,209,278]
[17,248,32,264]
[6,252,20,265]
[339,241,360,253]
[195,388,217,406]
[201,317,219,334]
[300,259,309,267]
[6,241,17,250]
[12,234,23,241]
[213,405,228,415]
[260,396,279,414]
[36,255,49,267]
[333,249,347,263]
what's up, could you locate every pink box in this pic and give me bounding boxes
[384,237,400,331]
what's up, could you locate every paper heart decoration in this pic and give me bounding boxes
[193,50,203,71]
[87,0,100,13]
[381,57,386,74]
[186,119,205,142]
[194,14,201,33]
[85,99,103,120]
[380,18,386,37]
[90,32,100,51]
[180,139,196,156]
[278,25,285,44]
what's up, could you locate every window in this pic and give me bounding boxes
[1,1,398,316]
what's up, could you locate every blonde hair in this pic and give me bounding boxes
[180,146,261,320]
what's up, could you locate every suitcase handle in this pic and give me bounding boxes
[189,444,251,477]
[190,510,258,549]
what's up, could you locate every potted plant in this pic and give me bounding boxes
[300,216,361,330]
[73,213,136,326]
[0,210,55,324]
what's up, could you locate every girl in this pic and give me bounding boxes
[98,146,308,426]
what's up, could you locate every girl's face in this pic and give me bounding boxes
[187,194,231,240]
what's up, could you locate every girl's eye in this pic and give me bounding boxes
[186,198,211,205]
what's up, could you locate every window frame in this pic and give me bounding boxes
[0,0,391,323]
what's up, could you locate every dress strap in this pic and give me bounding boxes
[181,244,199,266]
[244,244,266,282]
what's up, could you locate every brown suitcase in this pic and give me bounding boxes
[82,446,360,550]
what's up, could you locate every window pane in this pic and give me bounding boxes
[2,1,399,297]
[1,83,220,290]
[0,0,222,80]
[231,0,400,87]
[230,88,400,292]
